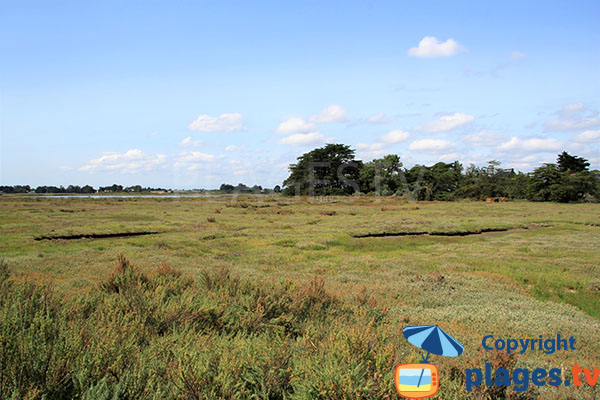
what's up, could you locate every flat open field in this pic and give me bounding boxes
[1,195,599,399]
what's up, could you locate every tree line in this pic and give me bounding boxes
[0,185,170,194]
[282,144,600,202]
[218,183,281,194]
[3,145,597,202]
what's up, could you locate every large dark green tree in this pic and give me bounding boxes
[557,151,590,172]
[453,161,516,200]
[283,144,362,195]
[528,158,598,202]
[358,154,403,194]
[404,161,463,200]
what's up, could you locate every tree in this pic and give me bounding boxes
[557,151,590,173]
[0,185,31,193]
[99,184,123,193]
[219,184,235,193]
[273,185,281,193]
[403,161,463,200]
[528,161,597,202]
[66,185,81,193]
[126,185,142,193]
[282,144,362,195]
[358,154,403,194]
[506,172,530,199]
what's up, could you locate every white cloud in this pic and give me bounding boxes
[368,112,386,122]
[409,139,455,153]
[408,36,463,57]
[179,136,203,147]
[463,131,505,146]
[356,143,388,160]
[225,145,246,151]
[521,138,563,152]
[188,113,245,132]
[309,104,349,123]
[275,116,316,134]
[497,137,563,153]
[356,143,385,150]
[380,129,410,143]
[347,112,394,127]
[574,130,600,143]
[546,119,599,132]
[505,155,547,170]
[80,149,166,173]
[359,150,388,160]
[497,138,520,152]
[278,132,326,146]
[415,113,474,132]
[174,151,219,170]
[438,153,461,162]
[562,103,585,113]
[508,51,526,60]
[544,103,600,132]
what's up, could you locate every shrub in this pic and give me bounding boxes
[100,254,149,293]
[0,256,412,399]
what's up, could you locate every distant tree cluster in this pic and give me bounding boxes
[282,144,600,203]
[218,183,276,194]
[34,185,96,194]
[0,185,32,194]
[0,184,171,194]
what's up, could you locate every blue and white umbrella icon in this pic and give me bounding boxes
[403,325,464,387]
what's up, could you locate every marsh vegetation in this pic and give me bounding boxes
[1,195,599,399]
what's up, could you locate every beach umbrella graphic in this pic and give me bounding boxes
[403,325,464,387]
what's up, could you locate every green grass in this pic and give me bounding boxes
[1,195,599,398]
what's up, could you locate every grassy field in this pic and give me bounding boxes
[1,195,599,399]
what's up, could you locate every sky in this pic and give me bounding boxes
[1,0,599,189]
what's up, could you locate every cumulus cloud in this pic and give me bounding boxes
[355,143,388,160]
[79,149,166,173]
[188,113,245,132]
[278,132,326,146]
[438,153,462,162]
[180,136,203,147]
[380,129,410,143]
[275,117,316,134]
[574,130,600,143]
[309,104,349,123]
[174,151,218,170]
[408,139,455,153]
[463,131,505,146]
[368,112,386,122]
[225,145,246,151]
[415,113,474,132]
[496,137,563,153]
[544,103,600,132]
[408,36,463,57]
[356,143,385,150]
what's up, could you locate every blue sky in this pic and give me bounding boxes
[1,0,599,189]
